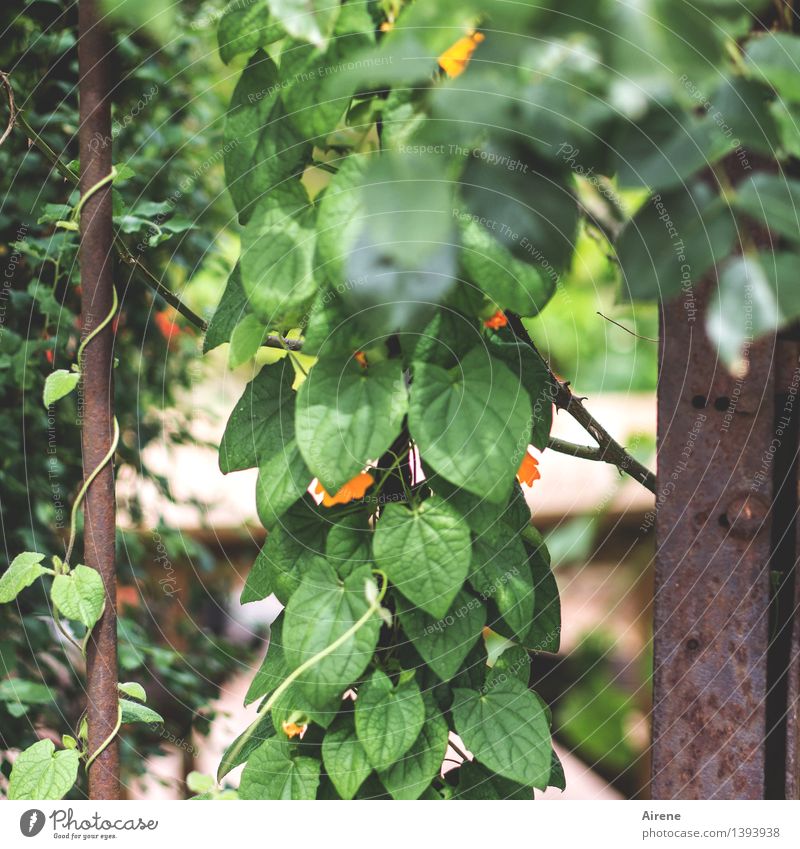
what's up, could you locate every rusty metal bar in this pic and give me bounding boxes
[788,531,800,798]
[651,280,774,799]
[781,336,800,800]
[78,0,120,800]
[765,338,800,799]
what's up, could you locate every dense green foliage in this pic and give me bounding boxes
[4,0,800,801]
[206,0,800,800]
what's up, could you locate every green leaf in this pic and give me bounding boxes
[8,739,80,801]
[373,496,471,619]
[527,548,561,654]
[220,359,295,473]
[549,748,566,791]
[51,564,105,630]
[245,619,288,706]
[406,309,482,371]
[242,497,327,604]
[617,183,736,301]
[270,680,339,732]
[218,713,277,780]
[321,711,372,799]
[282,560,381,708]
[0,678,53,705]
[615,115,707,192]
[461,148,578,273]
[315,154,369,285]
[706,254,792,369]
[239,738,320,799]
[734,173,800,245]
[228,314,266,369]
[452,760,531,800]
[186,771,215,794]
[745,32,800,103]
[220,359,311,527]
[325,512,372,578]
[118,681,146,701]
[204,264,248,353]
[471,519,534,643]
[301,286,370,357]
[486,643,531,689]
[771,98,800,159]
[218,0,283,65]
[488,337,554,451]
[240,181,317,327]
[340,153,458,334]
[452,678,552,789]
[256,441,311,529]
[378,695,449,799]
[354,669,425,770]
[0,552,49,603]
[224,52,308,219]
[120,698,164,725]
[43,369,80,408]
[397,589,485,682]
[409,346,532,503]
[281,10,375,141]
[606,0,740,99]
[267,0,340,48]
[295,355,407,492]
[711,77,779,159]
[459,217,553,317]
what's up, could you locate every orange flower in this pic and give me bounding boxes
[314,472,375,507]
[154,308,183,346]
[483,310,507,330]
[117,584,140,611]
[354,350,368,368]
[516,451,541,487]
[438,30,485,78]
[282,720,307,739]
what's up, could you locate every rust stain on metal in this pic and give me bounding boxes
[788,548,800,798]
[652,279,773,799]
[78,0,120,800]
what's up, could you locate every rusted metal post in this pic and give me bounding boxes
[652,280,774,799]
[78,0,120,799]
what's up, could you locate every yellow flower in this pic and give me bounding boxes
[354,350,368,368]
[438,30,485,79]
[314,472,375,507]
[282,720,307,739]
[516,450,541,487]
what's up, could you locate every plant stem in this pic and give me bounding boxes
[84,702,122,771]
[448,736,471,762]
[64,418,120,568]
[218,571,388,782]
[504,312,657,494]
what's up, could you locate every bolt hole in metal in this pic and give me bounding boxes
[714,396,731,411]
[686,638,700,651]
[691,394,707,409]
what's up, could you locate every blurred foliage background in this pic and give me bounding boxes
[0,0,658,797]
[0,0,250,795]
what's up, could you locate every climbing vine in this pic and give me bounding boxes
[4,0,800,801]
[1,267,162,800]
[203,0,800,800]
